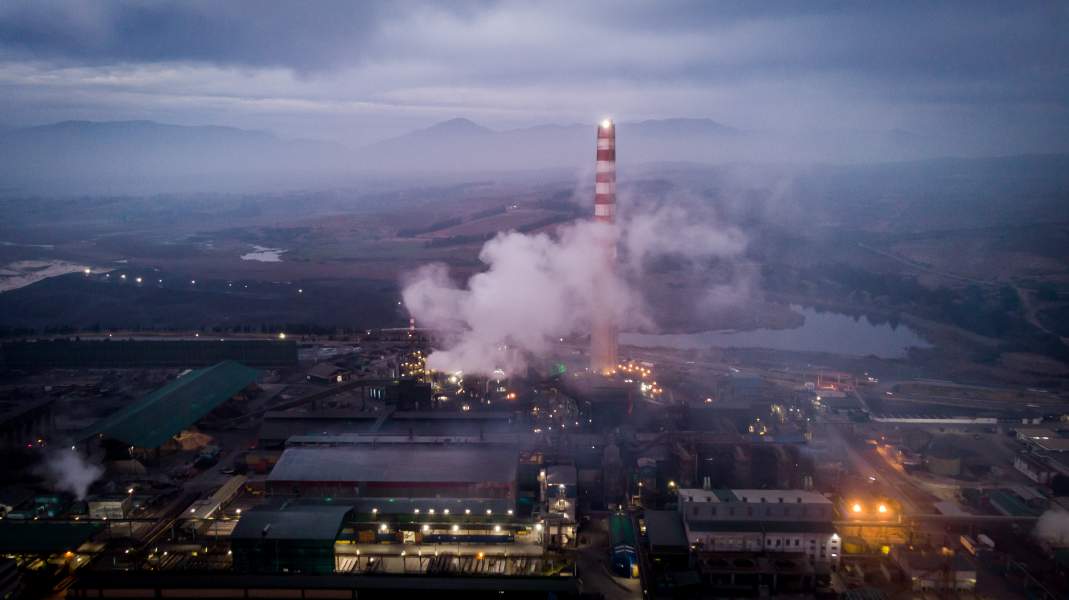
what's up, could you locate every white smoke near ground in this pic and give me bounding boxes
[38,450,104,501]
[1035,510,1069,547]
[402,204,749,374]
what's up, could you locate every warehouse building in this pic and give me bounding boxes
[266,445,518,514]
[0,521,103,563]
[0,397,54,450]
[677,489,840,566]
[231,503,353,575]
[1,338,296,368]
[78,360,260,453]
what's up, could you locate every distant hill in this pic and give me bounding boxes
[355,117,744,172]
[0,120,345,194]
[0,116,1029,195]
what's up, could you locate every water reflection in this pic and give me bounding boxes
[622,305,931,358]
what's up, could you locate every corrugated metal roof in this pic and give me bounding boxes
[80,360,259,448]
[686,520,836,534]
[0,522,103,553]
[268,446,517,484]
[645,510,688,549]
[232,504,352,541]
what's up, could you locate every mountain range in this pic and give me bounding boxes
[0,117,994,195]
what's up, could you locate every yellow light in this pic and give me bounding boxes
[877,504,888,514]
[601,119,612,129]
[278,332,286,340]
[852,503,863,514]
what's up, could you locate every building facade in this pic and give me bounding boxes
[677,489,841,566]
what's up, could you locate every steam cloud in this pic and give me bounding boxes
[1035,510,1069,547]
[39,450,104,501]
[402,205,748,374]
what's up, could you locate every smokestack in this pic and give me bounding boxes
[590,119,618,374]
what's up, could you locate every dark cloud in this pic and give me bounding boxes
[0,1,1064,153]
[0,1,406,71]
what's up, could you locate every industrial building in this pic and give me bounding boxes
[78,360,260,452]
[1,338,297,368]
[257,409,518,449]
[306,362,352,383]
[267,445,518,512]
[0,521,103,585]
[0,397,54,450]
[232,503,354,575]
[677,488,841,566]
[541,465,577,546]
[889,545,977,592]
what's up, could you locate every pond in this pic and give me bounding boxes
[621,305,931,358]
[240,245,287,262]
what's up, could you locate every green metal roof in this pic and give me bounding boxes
[609,513,636,547]
[80,360,259,448]
[0,522,103,554]
[232,504,353,541]
[988,489,1041,517]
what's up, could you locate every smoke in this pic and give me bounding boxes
[402,205,749,374]
[1035,510,1069,547]
[38,450,104,501]
[620,205,746,270]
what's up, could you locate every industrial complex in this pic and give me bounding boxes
[1,122,1069,600]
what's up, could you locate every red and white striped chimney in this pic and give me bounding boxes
[590,119,618,375]
[594,119,616,224]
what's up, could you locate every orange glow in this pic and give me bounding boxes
[851,503,863,513]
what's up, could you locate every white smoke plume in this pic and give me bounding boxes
[402,205,749,374]
[620,205,747,273]
[39,450,104,501]
[1035,510,1069,547]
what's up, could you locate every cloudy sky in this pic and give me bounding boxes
[1,1,1066,150]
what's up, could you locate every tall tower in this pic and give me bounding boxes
[590,119,618,375]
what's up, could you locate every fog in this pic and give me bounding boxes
[4,116,1066,195]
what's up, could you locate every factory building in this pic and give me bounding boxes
[78,360,260,454]
[266,445,518,513]
[677,489,840,566]
[890,545,976,592]
[1,338,296,368]
[0,522,103,572]
[0,398,54,450]
[541,465,577,546]
[231,503,353,575]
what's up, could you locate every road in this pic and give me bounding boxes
[822,419,934,515]
[575,518,641,600]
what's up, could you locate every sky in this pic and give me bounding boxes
[1,1,1066,150]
